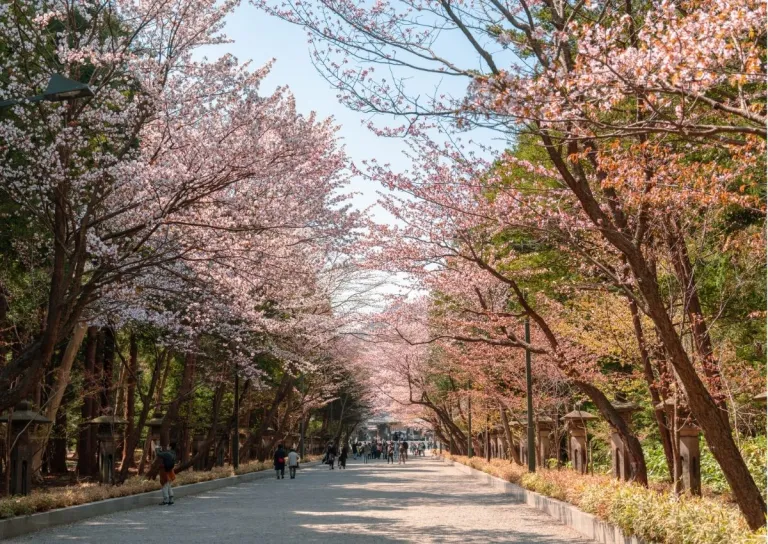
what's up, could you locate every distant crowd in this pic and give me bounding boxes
[320,439,432,469]
[266,439,434,483]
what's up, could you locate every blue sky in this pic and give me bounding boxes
[204,3,509,219]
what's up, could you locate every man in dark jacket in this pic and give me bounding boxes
[274,444,287,479]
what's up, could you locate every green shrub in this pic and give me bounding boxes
[645,435,766,500]
[442,454,764,544]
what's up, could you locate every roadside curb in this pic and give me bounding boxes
[0,461,321,540]
[438,457,644,544]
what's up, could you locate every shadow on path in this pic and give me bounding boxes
[8,457,594,543]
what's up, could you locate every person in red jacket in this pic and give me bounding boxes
[154,443,177,505]
[274,444,287,479]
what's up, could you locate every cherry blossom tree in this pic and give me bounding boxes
[0,0,356,415]
[255,0,766,525]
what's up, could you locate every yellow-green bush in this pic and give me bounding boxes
[0,459,272,520]
[442,455,765,544]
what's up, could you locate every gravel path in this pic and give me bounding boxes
[9,456,594,543]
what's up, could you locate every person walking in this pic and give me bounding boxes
[154,444,177,506]
[387,441,394,464]
[287,447,300,479]
[274,444,287,479]
[398,441,407,464]
[362,443,369,464]
[352,442,358,460]
[325,442,336,470]
[339,444,348,469]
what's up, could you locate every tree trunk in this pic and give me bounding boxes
[253,374,293,462]
[49,409,69,474]
[160,351,196,448]
[664,221,724,402]
[627,298,675,480]
[0,188,69,412]
[117,349,166,484]
[636,260,765,527]
[100,327,116,412]
[0,283,9,363]
[499,402,521,464]
[32,323,87,473]
[77,326,99,477]
[154,353,173,409]
[541,139,766,527]
[172,384,225,474]
[574,380,648,485]
[121,333,139,469]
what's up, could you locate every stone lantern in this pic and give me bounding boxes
[87,415,127,484]
[490,425,502,459]
[536,416,554,467]
[0,401,51,496]
[678,423,701,495]
[215,427,231,467]
[609,400,641,481]
[145,412,165,461]
[562,409,598,474]
[656,398,701,495]
[192,433,208,470]
[510,419,527,465]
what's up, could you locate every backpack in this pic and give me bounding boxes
[159,451,176,471]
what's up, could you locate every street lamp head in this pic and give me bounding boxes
[0,73,94,109]
[42,73,94,102]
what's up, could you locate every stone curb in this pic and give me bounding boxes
[0,461,320,540]
[439,458,644,544]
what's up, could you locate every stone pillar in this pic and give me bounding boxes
[88,416,127,485]
[536,417,554,467]
[656,399,702,495]
[145,413,164,462]
[192,434,207,470]
[562,410,598,475]
[569,426,588,474]
[609,401,640,481]
[679,424,701,496]
[99,437,117,484]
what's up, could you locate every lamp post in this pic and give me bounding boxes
[467,386,473,458]
[299,373,306,459]
[232,365,239,469]
[485,413,491,462]
[525,317,535,473]
[0,73,93,108]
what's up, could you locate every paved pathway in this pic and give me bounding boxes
[10,457,594,543]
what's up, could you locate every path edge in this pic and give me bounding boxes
[438,457,645,544]
[0,461,320,540]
